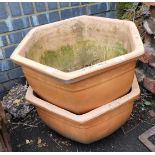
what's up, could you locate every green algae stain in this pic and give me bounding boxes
[26,40,127,72]
[40,45,75,72]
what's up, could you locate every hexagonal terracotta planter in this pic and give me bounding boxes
[11,16,144,114]
[25,76,140,144]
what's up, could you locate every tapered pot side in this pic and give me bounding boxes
[11,16,144,114]
[25,76,140,144]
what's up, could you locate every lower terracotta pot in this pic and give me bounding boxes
[25,76,140,144]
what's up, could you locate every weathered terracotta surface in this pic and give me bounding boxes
[25,76,140,144]
[11,16,144,114]
[143,2,155,6]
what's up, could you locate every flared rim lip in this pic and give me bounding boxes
[11,15,144,83]
[25,76,140,124]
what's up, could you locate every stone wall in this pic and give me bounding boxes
[0,2,116,99]
[136,4,155,94]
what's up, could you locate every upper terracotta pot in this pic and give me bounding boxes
[25,76,140,144]
[11,16,144,114]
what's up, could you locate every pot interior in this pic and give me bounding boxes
[25,17,132,72]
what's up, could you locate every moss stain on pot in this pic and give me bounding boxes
[26,40,127,72]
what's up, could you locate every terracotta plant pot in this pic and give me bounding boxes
[143,2,155,6]
[25,76,140,144]
[11,16,144,114]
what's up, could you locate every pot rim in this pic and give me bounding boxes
[25,75,140,123]
[11,16,144,83]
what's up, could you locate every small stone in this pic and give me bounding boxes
[25,139,33,144]
[37,137,41,144]
[144,32,151,44]
[26,139,30,144]
[139,43,155,64]
[135,68,145,83]
[149,110,155,117]
[143,76,155,94]
[143,17,155,35]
